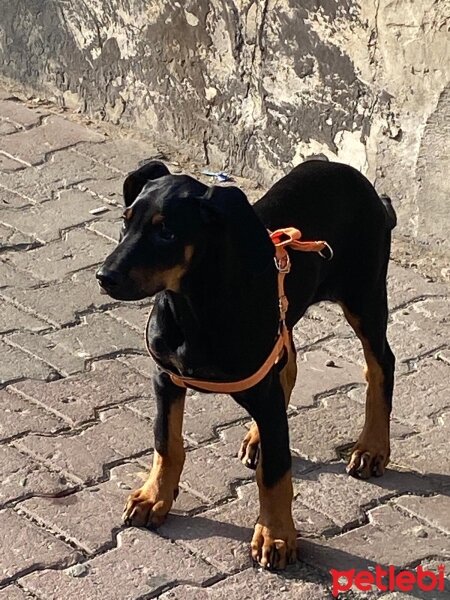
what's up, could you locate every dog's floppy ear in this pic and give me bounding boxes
[123,160,170,206]
[202,185,274,276]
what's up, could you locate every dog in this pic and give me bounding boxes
[96,158,396,570]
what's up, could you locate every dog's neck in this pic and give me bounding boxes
[148,236,279,381]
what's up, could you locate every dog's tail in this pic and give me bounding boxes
[380,193,397,230]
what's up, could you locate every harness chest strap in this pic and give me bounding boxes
[145,227,330,393]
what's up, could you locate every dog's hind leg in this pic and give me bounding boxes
[238,332,297,469]
[340,290,395,479]
[123,371,186,527]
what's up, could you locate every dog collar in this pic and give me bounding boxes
[145,228,331,393]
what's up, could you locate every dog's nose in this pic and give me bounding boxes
[96,268,121,290]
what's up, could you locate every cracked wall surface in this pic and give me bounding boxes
[0,0,449,249]
[0,93,449,598]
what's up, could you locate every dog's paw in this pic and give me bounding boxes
[346,437,390,479]
[122,483,178,528]
[251,522,298,570]
[238,426,260,469]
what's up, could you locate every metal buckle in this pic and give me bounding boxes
[274,255,291,273]
[318,242,334,261]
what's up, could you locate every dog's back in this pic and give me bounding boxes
[254,159,396,320]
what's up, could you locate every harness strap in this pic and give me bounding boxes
[145,227,331,393]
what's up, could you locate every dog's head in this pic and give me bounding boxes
[96,161,273,301]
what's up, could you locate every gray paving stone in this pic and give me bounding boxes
[0,298,48,333]
[0,154,25,172]
[0,388,63,440]
[383,358,450,430]
[0,259,41,289]
[392,412,450,477]
[0,99,48,128]
[0,445,74,506]
[81,175,123,205]
[0,586,29,600]
[289,395,366,463]
[22,528,217,600]
[5,330,86,376]
[180,441,251,504]
[291,348,363,409]
[292,463,439,530]
[0,339,55,384]
[6,228,115,281]
[159,483,257,573]
[159,569,331,600]
[302,504,449,572]
[11,360,151,426]
[161,482,331,574]
[118,353,155,378]
[19,462,203,555]
[292,314,336,350]
[0,508,78,584]
[395,495,450,534]
[0,147,117,200]
[0,120,18,135]
[87,217,121,241]
[15,408,154,483]
[74,139,159,174]
[387,262,448,308]
[0,223,37,250]
[108,303,153,333]
[0,185,33,208]
[289,394,411,464]
[43,312,144,362]
[0,189,104,242]
[3,267,115,327]
[0,116,104,166]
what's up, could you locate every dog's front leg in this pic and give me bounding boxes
[123,371,186,528]
[236,376,297,569]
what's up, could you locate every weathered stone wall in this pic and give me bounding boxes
[0,1,448,247]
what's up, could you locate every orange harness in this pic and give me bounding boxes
[145,228,332,393]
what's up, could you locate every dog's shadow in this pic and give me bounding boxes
[154,459,449,597]
[291,456,450,496]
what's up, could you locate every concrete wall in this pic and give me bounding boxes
[1,1,448,247]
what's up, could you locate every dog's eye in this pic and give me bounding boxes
[155,222,175,241]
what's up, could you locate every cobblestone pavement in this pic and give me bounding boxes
[0,92,449,600]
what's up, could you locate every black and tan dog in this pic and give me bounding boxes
[96,158,396,569]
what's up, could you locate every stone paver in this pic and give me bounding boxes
[395,494,450,534]
[0,298,48,334]
[0,115,104,165]
[2,267,116,327]
[0,339,55,384]
[159,569,331,599]
[0,445,75,506]
[0,508,78,585]
[5,228,115,281]
[0,223,36,250]
[0,586,29,600]
[0,189,109,242]
[0,99,48,129]
[11,359,151,425]
[19,462,203,555]
[22,529,217,600]
[302,503,449,571]
[16,408,154,484]
[392,412,450,477]
[0,388,64,440]
[0,147,118,200]
[0,94,448,599]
